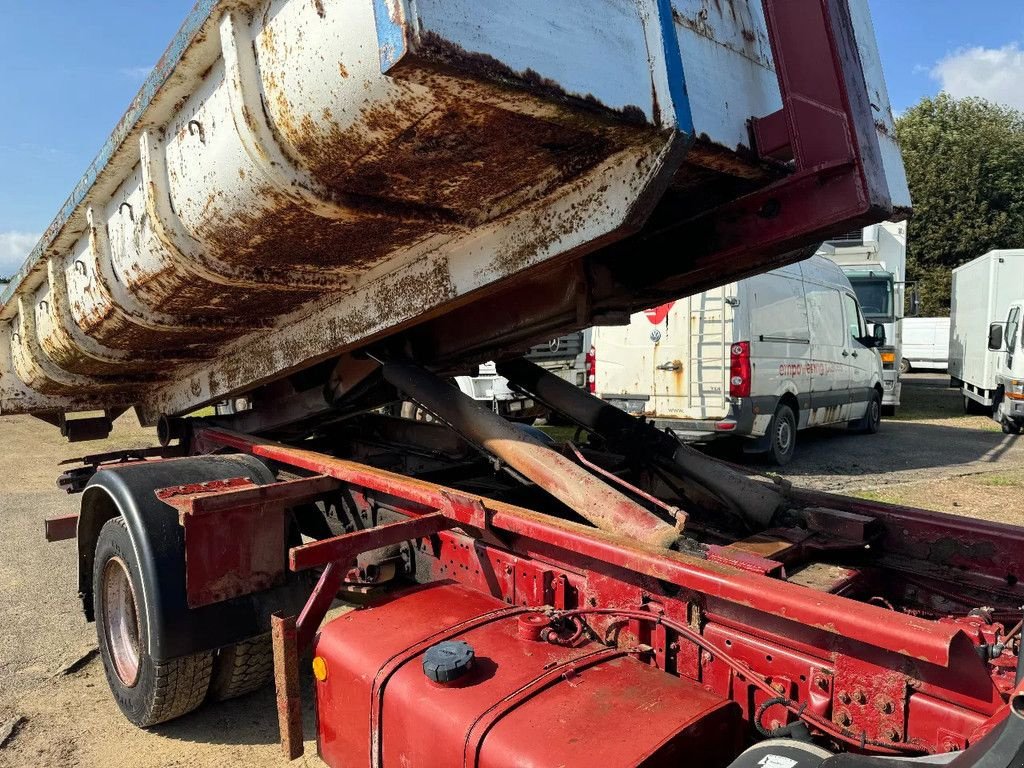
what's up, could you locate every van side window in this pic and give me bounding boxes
[806,287,845,347]
[1008,307,1021,351]
[843,293,865,343]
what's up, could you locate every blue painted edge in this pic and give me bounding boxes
[372,0,409,74]
[1,0,225,311]
[655,0,694,137]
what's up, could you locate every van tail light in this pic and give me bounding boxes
[730,341,751,398]
[585,345,597,394]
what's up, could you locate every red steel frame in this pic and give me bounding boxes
[183,425,1017,757]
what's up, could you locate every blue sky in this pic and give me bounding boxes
[1,0,1023,276]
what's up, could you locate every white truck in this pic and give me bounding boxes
[901,317,950,373]
[591,255,886,464]
[950,250,1024,429]
[818,221,909,414]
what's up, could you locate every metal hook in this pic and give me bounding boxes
[119,202,134,222]
[38,300,49,312]
[74,259,87,276]
[11,332,19,343]
[187,120,206,144]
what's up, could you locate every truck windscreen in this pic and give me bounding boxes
[849,276,894,323]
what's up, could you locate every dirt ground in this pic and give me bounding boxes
[0,373,1022,766]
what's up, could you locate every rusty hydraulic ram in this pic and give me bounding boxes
[379,361,681,549]
[497,359,787,529]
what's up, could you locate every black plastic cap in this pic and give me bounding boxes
[422,640,475,683]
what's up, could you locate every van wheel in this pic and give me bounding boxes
[94,517,213,727]
[853,391,882,434]
[899,358,911,375]
[1003,421,1021,435]
[768,403,797,466]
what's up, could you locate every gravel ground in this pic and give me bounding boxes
[0,373,1021,766]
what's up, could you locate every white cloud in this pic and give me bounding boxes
[932,44,1024,111]
[0,232,41,279]
[118,65,153,82]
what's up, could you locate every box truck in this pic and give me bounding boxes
[949,250,1024,416]
[818,220,909,414]
[986,300,1024,434]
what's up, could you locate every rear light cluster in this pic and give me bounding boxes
[585,345,597,394]
[880,349,896,369]
[729,341,751,398]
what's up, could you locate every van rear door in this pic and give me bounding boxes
[652,287,732,420]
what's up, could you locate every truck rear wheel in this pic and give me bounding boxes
[208,633,274,701]
[768,403,797,466]
[899,358,911,375]
[94,517,213,727]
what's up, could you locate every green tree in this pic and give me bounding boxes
[896,94,1024,314]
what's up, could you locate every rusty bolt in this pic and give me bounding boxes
[836,710,852,727]
[504,565,513,575]
[876,698,894,715]
[838,691,851,705]
[668,642,680,652]
[941,739,960,753]
[852,689,867,705]
[773,682,787,694]
[883,727,901,742]
[815,676,830,691]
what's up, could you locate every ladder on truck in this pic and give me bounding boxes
[686,287,731,419]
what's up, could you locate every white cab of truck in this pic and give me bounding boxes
[817,221,908,414]
[950,250,1024,421]
[592,255,886,464]
[987,302,1024,434]
[902,317,950,373]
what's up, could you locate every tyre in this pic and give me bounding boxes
[899,358,911,375]
[94,517,213,727]
[208,633,274,701]
[767,403,797,466]
[852,390,882,434]
[1003,420,1021,435]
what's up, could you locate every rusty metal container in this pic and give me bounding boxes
[314,582,743,767]
[0,0,909,423]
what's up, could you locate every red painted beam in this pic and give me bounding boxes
[44,514,79,542]
[195,427,965,667]
[289,512,459,572]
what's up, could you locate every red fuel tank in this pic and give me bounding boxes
[314,582,741,767]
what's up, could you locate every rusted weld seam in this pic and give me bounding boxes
[140,130,336,292]
[86,207,196,332]
[219,11,354,222]
[45,259,137,365]
[13,297,124,391]
[86,207,262,334]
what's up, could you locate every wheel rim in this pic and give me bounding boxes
[101,556,142,688]
[871,399,880,425]
[776,416,793,454]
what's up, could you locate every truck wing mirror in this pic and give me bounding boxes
[872,323,886,347]
[908,284,920,318]
[989,323,1005,351]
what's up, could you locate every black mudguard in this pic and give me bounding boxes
[78,454,305,662]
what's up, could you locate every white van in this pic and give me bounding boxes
[592,255,885,464]
[901,317,950,374]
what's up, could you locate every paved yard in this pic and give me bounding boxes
[0,373,1021,766]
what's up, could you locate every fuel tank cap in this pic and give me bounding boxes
[422,640,475,684]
